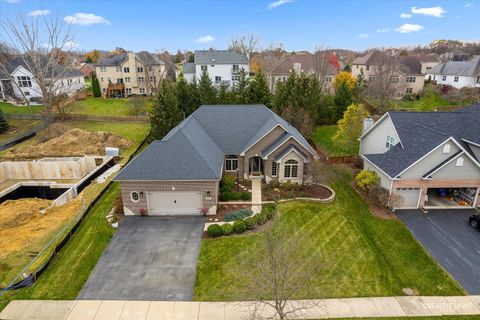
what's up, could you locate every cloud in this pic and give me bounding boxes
[395,23,424,33]
[27,9,50,16]
[465,3,473,7]
[376,28,390,33]
[267,0,294,10]
[400,13,412,19]
[65,40,80,49]
[196,35,215,43]
[4,0,21,3]
[63,13,111,26]
[358,33,369,39]
[411,6,446,17]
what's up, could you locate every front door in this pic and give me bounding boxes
[249,157,263,175]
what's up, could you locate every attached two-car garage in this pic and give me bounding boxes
[147,192,203,215]
[394,187,479,210]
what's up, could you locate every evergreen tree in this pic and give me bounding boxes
[176,74,201,117]
[91,73,101,98]
[272,71,297,114]
[198,69,217,105]
[0,108,9,134]
[334,81,353,120]
[343,64,352,72]
[218,82,235,104]
[232,68,249,104]
[150,81,183,140]
[354,68,366,96]
[246,69,271,107]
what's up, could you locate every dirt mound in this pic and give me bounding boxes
[2,128,131,160]
[0,196,83,260]
[36,123,71,143]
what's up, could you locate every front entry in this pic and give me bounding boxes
[249,156,263,176]
[147,191,202,215]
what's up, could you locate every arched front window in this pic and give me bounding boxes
[284,160,298,178]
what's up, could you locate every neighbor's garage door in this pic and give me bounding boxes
[147,192,202,215]
[395,188,421,209]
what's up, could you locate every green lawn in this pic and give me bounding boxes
[312,125,357,157]
[0,183,120,311]
[0,119,40,142]
[394,95,467,112]
[66,96,151,116]
[0,102,44,115]
[194,167,464,301]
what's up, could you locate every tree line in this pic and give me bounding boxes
[150,68,361,140]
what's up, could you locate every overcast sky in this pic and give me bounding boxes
[1,0,478,52]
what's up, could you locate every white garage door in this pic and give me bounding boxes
[147,192,202,215]
[394,188,421,209]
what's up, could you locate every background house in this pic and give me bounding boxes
[95,51,166,98]
[359,104,480,210]
[78,63,96,78]
[352,51,425,95]
[0,56,85,104]
[426,55,480,89]
[183,50,249,86]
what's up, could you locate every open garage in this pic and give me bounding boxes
[425,187,479,209]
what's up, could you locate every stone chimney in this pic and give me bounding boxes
[363,117,374,133]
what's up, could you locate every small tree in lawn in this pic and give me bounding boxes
[149,81,183,140]
[198,69,217,105]
[333,103,369,154]
[354,170,380,191]
[0,109,9,134]
[231,222,324,320]
[247,69,271,107]
[91,73,101,98]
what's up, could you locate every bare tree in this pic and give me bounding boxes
[364,53,402,113]
[230,221,324,320]
[312,45,333,93]
[1,10,82,114]
[257,44,288,92]
[229,33,261,58]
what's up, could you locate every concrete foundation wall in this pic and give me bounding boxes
[0,156,100,182]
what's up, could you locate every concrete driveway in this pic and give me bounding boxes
[78,216,205,300]
[396,209,480,294]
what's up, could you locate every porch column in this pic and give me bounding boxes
[251,175,262,213]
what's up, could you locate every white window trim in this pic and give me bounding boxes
[284,160,299,178]
[386,134,395,149]
[131,191,140,203]
[271,161,277,176]
[225,156,238,172]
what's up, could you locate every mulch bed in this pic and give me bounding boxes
[263,183,332,201]
[206,203,252,223]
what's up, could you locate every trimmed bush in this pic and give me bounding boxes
[355,170,380,191]
[255,212,268,225]
[233,220,247,233]
[230,192,242,201]
[207,224,223,238]
[263,204,276,219]
[220,191,233,201]
[240,191,251,201]
[221,223,233,236]
[244,217,257,229]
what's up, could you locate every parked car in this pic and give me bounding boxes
[469,214,480,230]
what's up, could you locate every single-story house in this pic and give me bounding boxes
[114,104,318,216]
[359,104,480,210]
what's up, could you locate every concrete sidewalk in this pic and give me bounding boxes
[1,296,480,320]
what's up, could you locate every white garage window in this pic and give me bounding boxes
[131,191,140,202]
[456,157,464,167]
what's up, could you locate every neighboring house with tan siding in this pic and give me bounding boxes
[266,53,340,93]
[359,103,480,210]
[352,51,425,95]
[114,104,318,216]
[95,51,165,98]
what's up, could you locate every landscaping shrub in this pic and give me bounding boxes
[221,223,233,236]
[368,186,390,208]
[207,224,223,238]
[221,175,236,191]
[220,191,233,201]
[240,191,251,201]
[230,192,242,201]
[263,204,276,219]
[255,212,268,225]
[244,217,257,229]
[354,170,380,191]
[224,208,253,222]
[233,220,247,233]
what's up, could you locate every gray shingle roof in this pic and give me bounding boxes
[136,51,165,65]
[363,105,480,178]
[1,56,83,79]
[96,54,128,66]
[115,104,318,181]
[194,50,248,65]
[428,56,480,76]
